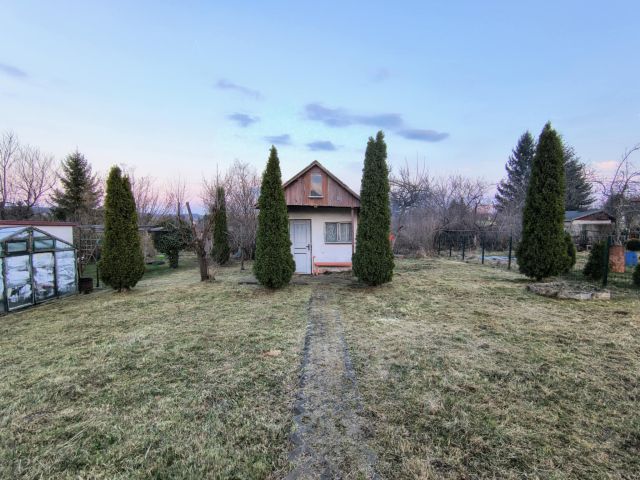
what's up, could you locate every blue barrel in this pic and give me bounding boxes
[625,251,638,267]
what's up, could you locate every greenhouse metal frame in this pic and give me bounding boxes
[0,226,78,314]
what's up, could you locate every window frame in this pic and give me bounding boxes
[324,222,353,244]
[309,173,323,198]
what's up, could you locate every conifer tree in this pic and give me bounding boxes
[563,145,594,210]
[253,146,294,288]
[583,240,607,281]
[495,132,536,213]
[51,150,101,222]
[353,131,394,285]
[99,166,145,291]
[212,186,230,265]
[516,123,567,281]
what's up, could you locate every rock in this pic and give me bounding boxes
[527,282,611,301]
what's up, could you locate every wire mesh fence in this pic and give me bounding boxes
[434,228,639,289]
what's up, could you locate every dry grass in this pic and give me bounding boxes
[0,256,310,479]
[334,258,640,479]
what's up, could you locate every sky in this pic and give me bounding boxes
[1,0,639,205]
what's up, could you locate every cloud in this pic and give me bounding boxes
[227,113,259,127]
[396,129,449,142]
[264,134,291,145]
[304,102,449,143]
[371,67,390,83]
[0,63,27,79]
[304,103,403,129]
[595,160,619,172]
[307,140,337,151]
[216,79,262,99]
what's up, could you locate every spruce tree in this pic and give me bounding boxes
[212,186,230,265]
[516,123,567,281]
[561,232,577,273]
[51,150,101,222]
[353,131,394,285]
[563,144,594,210]
[495,132,536,213]
[99,166,145,291]
[254,146,295,288]
[583,240,607,281]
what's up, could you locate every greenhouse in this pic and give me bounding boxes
[0,226,77,314]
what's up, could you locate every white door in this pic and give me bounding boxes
[290,220,311,274]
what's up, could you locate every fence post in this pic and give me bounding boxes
[96,263,100,288]
[507,235,513,270]
[462,237,466,261]
[602,236,610,287]
[449,242,452,257]
[437,234,441,255]
[481,234,485,264]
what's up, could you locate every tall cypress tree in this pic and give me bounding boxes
[212,186,230,265]
[563,144,594,210]
[51,150,101,222]
[495,131,536,213]
[353,131,394,285]
[99,166,145,291]
[254,146,294,288]
[516,123,567,281]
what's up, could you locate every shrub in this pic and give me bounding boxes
[561,232,577,273]
[583,240,608,281]
[353,131,394,285]
[99,166,145,291]
[153,220,192,268]
[516,122,566,280]
[253,146,295,288]
[625,238,640,251]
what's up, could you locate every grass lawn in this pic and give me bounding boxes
[1,256,639,478]
[0,255,310,479]
[335,258,640,478]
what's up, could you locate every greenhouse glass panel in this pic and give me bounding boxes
[34,239,55,250]
[32,252,56,302]
[7,241,28,253]
[55,250,76,295]
[6,255,33,310]
[0,260,4,314]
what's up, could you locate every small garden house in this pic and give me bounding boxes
[284,161,360,274]
[0,226,77,314]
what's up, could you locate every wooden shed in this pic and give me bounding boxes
[283,161,360,274]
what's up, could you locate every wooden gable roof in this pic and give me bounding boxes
[283,161,360,208]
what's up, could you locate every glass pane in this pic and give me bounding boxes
[325,223,337,242]
[0,260,4,314]
[34,239,55,250]
[7,241,28,253]
[310,173,323,197]
[339,223,352,242]
[32,252,56,302]
[6,255,32,310]
[56,251,77,296]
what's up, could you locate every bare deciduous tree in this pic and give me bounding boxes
[0,131,19,219]
[591,144,640,244]
[15,145,56,212]
[122,168,166,225]
[224,160,259,269]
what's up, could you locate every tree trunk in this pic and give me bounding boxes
[198,251,210,281]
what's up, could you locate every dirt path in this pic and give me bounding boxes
[286,286,378,479]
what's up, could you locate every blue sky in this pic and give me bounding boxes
[1,0,639,200]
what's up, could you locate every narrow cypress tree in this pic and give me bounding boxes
[495,132,536,213]
[51,150,101,222]
[561,232,577,273]
[254,146,294,288]
[212,186,230,265]
[516,123,567,281]
[99,166,145,291]
[353,131,394,285]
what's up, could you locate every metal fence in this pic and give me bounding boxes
[435,229,638,288]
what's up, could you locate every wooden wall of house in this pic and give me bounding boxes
[284,165,360,208]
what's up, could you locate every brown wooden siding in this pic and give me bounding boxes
[284,165,360,207]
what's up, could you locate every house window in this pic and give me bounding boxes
[325,222,352,243]
[310,173,323,197]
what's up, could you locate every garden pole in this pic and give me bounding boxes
[481,234,485,264]
[449,242,452,257]
[507,235,513,270]
[462,237,466,261]
[437,234,441,255]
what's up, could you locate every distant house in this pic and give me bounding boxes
[283,161,360,274]
[564,210,614,247]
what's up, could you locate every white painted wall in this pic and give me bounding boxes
[288,209,357,264]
